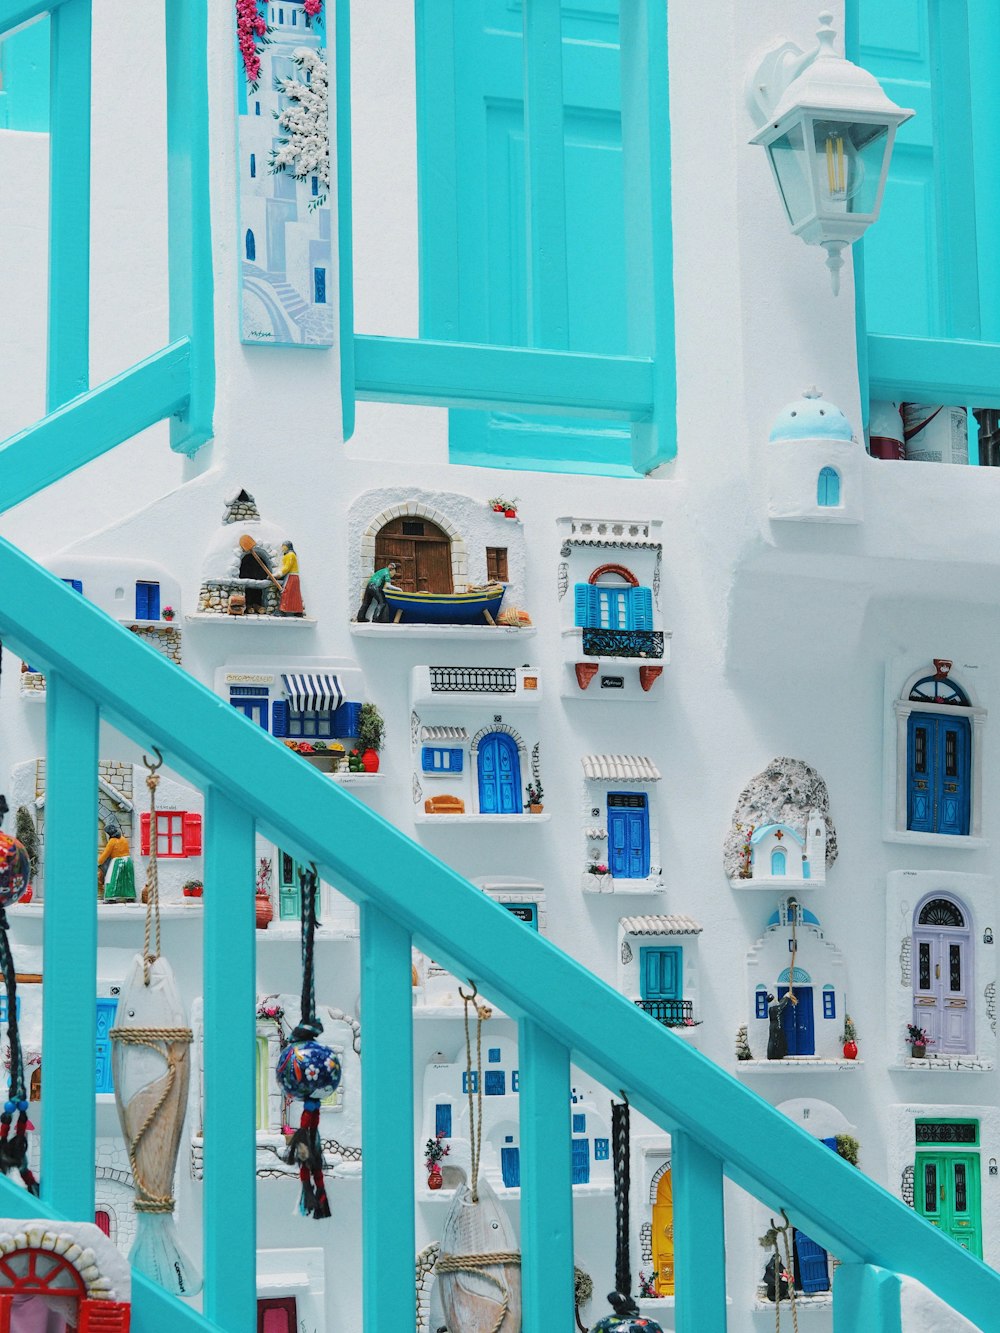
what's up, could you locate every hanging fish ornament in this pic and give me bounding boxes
[0,819,37,1196]
[110,753,201,1297]
[434,1175,521,1333]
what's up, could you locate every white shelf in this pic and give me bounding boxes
[888,1057,993,1073]
[415,813,550,826]
[351,623,535,640]
[186,614,317,626]
[734,1059,864,1074]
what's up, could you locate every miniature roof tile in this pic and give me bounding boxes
[581,754,661,782]
[620,915,703,935]
[420,725,469,741]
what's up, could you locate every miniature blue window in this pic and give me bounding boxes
[462,1071,479,1094]
[771,849,787,876]
[0,996,22,1024]
[135,581,160,621]
[488,1048,501,1063]
[755,989,769,1020]
[823,987,836,1020]
[230,686,269,729]
[245,229,256,262]
[817,467,840,507]
[61,578,83,594]
[286,709,336,740]
[422,747,463,774]
[594,1138,610,1161]
[311,175,319,196]
[255,100,261,116]
[484,1070,506,1096]
[435,1103,452,1137]
[574,583,653,631]
[511,1070,519,1092]
[572,1113,586,1134]
[314,267,327,304]
[249,152,256,179]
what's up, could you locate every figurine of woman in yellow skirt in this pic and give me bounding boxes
[99,820,136,902]
[277,541,304,617]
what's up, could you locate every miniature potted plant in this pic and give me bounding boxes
[489,497,506,513]
[162,605,176,621]
[489,496,519,518]
[357,702,385,773]
[182,877,203,900]
[424,1129,449,1190]
[255,858,274,930]
[526,780,543,813]
[841,1013,858,1060]
[906,1023,933,1059]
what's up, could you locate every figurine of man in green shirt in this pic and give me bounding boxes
[356,561,400,623]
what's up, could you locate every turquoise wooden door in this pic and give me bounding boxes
[95,997,118,1095]
[640,947,681,1002]
[906,714,971,835]
[916,1152,982,1257]
[477,733,522,814]
[417,0,634,475]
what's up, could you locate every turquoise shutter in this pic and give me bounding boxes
[574,583,599,628]
[631,586,653,629]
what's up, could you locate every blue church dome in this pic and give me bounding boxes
[769,389,853,442]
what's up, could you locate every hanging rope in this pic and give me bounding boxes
[141,749,163,986]
[459,981,484,1202]
[761,1211,799,1333]
[787,899,798,1006]
[0,904,37,1196]
[611,1094,632,1299]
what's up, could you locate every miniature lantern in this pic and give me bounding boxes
[748,12,913,292]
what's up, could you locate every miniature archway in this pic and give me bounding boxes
[587,562,639,586]
[362,503,467,594]
[0,1221,130,1331]
[897,664,980,837]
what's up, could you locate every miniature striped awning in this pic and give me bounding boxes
[620,915,702,935]
[281,673,343,711]
[420,725,469,742]
[581,754,661,782]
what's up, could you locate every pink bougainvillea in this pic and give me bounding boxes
[304,0,323,15]
[236,0,268,89]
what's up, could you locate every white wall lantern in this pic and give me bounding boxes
[747,11,913,293]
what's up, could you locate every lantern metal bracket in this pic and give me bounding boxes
[746,36,817,128]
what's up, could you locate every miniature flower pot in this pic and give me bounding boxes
[843,1040,858,1060]
[504,508,517,518]
[361,748,380,773]
[255,889,274,930]
[183,883,203,899]
[17,885,32,905]
[529,803,544,814]
[912,1043,926,1059]
[492,504,505,513]
[427,1165,444,1191]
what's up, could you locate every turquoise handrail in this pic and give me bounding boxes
[0,557,997,1330]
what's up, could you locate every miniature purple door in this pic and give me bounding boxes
[477,733,522,814]
[913,896,972,1054]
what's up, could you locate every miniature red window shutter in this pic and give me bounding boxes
[140,812,151,856]
[0,1293,12,1333]
[79,1303,131,1331]
[258,1296,297,1332]
[94,1209,112,1237]
[182,813,203,856]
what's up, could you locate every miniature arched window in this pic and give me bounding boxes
[771,848,787,876]
[245,229,256,262]
[905,671,973,836]
[817,467,841,507]
[575,564,652,632]
[917,898,965,928]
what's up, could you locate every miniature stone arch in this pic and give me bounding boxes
[0,1218,131,1330]
[362,503,468,593]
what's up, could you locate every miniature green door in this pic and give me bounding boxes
[915,1152,982,1257]
[277,851,301,921]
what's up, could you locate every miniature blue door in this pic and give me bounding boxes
[230,686,269,729]
[793,1140,834,1295]
[607,793,650,878]
[777,986,815,1056]
[417,0,634,476]
[135,581,160,620]
[501,1145,521,1188]
[817,468,840,507]
[907,714,971,835]
[640,948,681,1002]
[95,997,118,1094]
[571,1137,591,1185]
[477,733,522,814]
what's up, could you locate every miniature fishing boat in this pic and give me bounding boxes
[383,584,507,625]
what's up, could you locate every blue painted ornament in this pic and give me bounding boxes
[0,833,30,908]
[276,1038,341,1102]
[590,1293,663,1333]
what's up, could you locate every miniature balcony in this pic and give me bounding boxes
[633,998,697,1029]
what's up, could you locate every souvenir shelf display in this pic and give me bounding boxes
[580,755,663,893]
[194,490,314,621]
[350,489,534,637]
[20,555,184,697]
[253,852,359,938]
[617,916,702,1034]
[410,666,546,822]
[725,757,836,889]
[764,389,863,524]
[557,518,669,698]
[741,897,855,1067]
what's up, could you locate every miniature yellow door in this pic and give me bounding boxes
[652,1168,675,1296]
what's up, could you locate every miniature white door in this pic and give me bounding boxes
[913,896,973,1054]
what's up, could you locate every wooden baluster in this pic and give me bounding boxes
[361,903,415,1329]
[673,1129,727,1332]
[203,791,256,1331]
[519,1018,574,1332]
[42,675,98,1218]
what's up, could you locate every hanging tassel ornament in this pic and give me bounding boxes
[276,864,340,1218]
[0,815,37,1195]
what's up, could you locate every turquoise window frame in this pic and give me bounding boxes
[848,0,1000,421]
[336,0,676,475]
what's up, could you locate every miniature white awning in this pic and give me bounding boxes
[420,726,469,742]
[281,673,343,711]
[581,754,661,782]
[620,915,703,935]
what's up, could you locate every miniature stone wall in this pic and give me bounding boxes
[724,757,837,881]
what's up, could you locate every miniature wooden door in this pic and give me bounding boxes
[374,518,453,593]
[477,733,522,814]
[640,948,681,1003]
[906,714,971,835]
[95,997,118,1094]
[417,0,634,476]
[607,793,649,878]
[652,1167,674,1296]
[913,900,972,1054]
[277,851,301,921]
[257,1297,298,1332]
[501,1137,520,1188]
[777,986,815,1056]
[915,1152,982,1256]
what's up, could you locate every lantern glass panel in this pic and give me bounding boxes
[767,122,813,228]
[810,118,889,219]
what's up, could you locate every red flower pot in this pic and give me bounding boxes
[427,1165,443,1190]
[183,885,203,899]
[843,1040,857,1060]
[504,508,517,518]
[361,748,380,773]
[255,889,274,930]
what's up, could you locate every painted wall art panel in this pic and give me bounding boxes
[236,0,334,346]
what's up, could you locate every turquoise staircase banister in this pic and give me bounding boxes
[1,550,1000,1329]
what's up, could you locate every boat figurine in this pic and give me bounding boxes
[383,583,507,626]
[433,1175,521,1332]
[111,953,202,1297]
